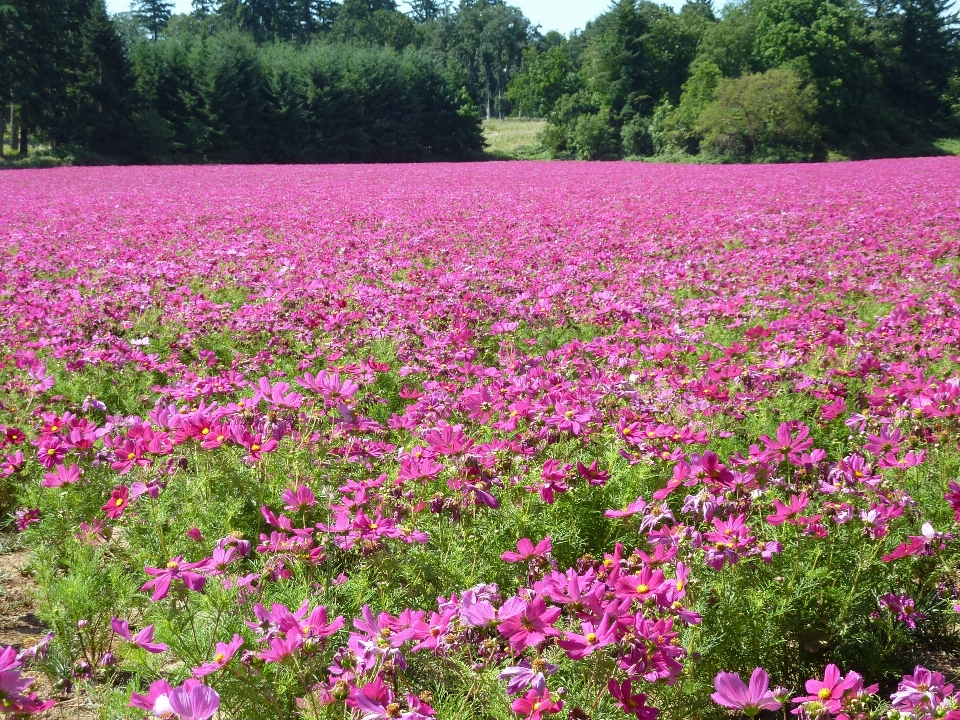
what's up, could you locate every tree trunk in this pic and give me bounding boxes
[18,110,27,156]
[9,105,17,151]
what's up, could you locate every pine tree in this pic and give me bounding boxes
[191,0,216,16]
[897,0,959,118]
[132,0,173,40]
[5,0,90,154]
[408,0,449,23]
[63,0,140,155]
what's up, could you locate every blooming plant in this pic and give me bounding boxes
[0,160,958,719]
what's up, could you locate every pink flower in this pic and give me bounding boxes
[41,463,81,488]
[605,495,647,518]
[167,681,220,720]
[608,678,658,719]
[510,688,563,719]
[576,460,609,486]
[711,668,782,716]
[616,566,667,602]
[102,485,130,519]
[759,422,813,465]
[891,666,954,714]
[281,485,316,512]
[193,634,244,677]
[793,664,860,712]
[557,613,617,659]
[947,480,960,521]
[497,597,561,651]
[501,536,552,563]
[141,556,208,602]
[879,593,926,629]
[110,618,168,653]
[766,493,809,526]
[129,678,173,713]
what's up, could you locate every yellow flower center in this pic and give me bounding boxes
[167,561,178,569]
[116,498,125,506]
[201,428,210,435]
[50,425,58,432]
[215,653,225,664]
[586,632,597,644]
[564,410,573,419]
[127,453,135,460]
[637,584,649,594]
[818,689,832,701]
[251,444,260,451]
[47,448,56,455]
[676,580,684,591]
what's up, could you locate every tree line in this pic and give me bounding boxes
[508,0,959,160]
[0,0,957,163]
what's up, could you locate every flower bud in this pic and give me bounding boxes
[332,680,350,701]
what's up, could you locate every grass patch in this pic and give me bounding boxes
[482,118,550,159]
[934,138,960,156]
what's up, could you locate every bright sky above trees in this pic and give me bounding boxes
[104,0,687,35]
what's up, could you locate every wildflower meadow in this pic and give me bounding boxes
[0,159,959,720]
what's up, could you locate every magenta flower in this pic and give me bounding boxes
[499,658,558,695]
[110,618,168,653]
[129,678,173,713]
[510,687,563,719]
[616,566,667,602]
[557,613,617,659]
[759,422,813,465]
[0,645,55,715]
[793,664,860,712]
[711,668,782,716]
[41,463,82,488]
[102,485,130,519]
[193,634,244,677]
[605,495,647,518]
[891,666,954,714]
[501,536,552,563]
[879,593,926,629]
[947,480,960,521]
[576,460,610,486]
[141,556,208,602]
[497,596,561,651]
[608,678,658,719]
[167,681,220,720]
[766,492,809,526]
[281,485,316,512]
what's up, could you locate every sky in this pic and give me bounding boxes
[103,0,686,36]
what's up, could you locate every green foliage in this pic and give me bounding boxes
[505,45,580,118]
[126,28,482,162]
[422,0,534,120]
[695,66,821,160]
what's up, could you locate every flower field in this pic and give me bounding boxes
[1,158,959,720]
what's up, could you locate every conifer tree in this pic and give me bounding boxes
[132,0,173,40]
